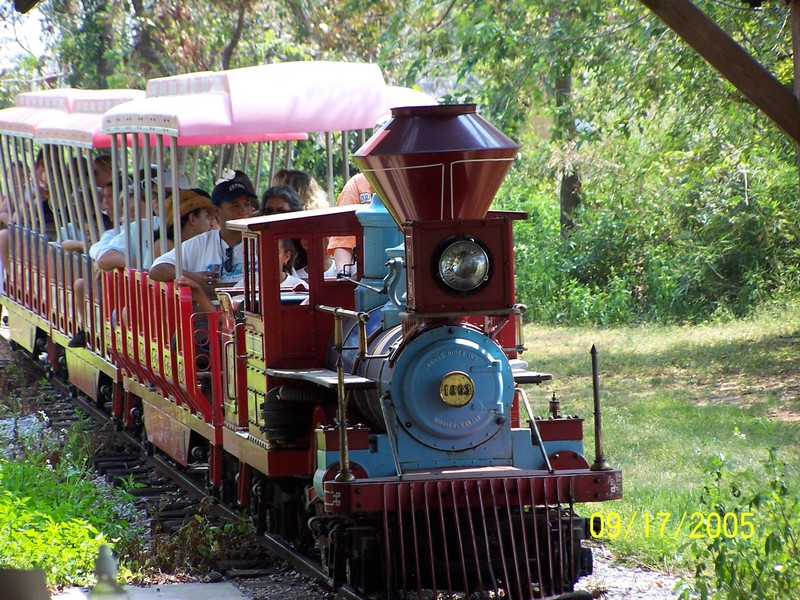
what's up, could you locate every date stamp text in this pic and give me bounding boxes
[589,511,755,540]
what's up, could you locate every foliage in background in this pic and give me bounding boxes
[678,450,800,600]
[0,417,141,587]
[2,0,799,322]
[501,90,800,324]
[492,1,800,324]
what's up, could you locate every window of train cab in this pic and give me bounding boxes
[240,224,359,369]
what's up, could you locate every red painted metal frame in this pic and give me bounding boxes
[21,229,33,311]
[324,469,623,514]
[218,306,248,430]
[6,225,18,304]
[64,249,78,338]
[133,270,154,384]
[537,418,584,442]
[103,269,125,421]
[36,234,49,320]
[84,260,101,353]
[216,208,364,485]
[119,269,145,383]
[147,279,183,403]
[230,207,362,370]
[6,227,50,322]
[49,243,65,333]
[118,271,227,489]
[103,268,141,428]
[173,288,214,421]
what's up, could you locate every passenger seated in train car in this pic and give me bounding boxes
[0,160,23,221]
[278,237,306,289]
[68,180,118,348]
[261,184,303,215]
[94,188,158,272]
[164,185,304,314]
[0,161,24,233]
[216,169,258,213]
[178,237,307,313]
[326,171,374,274]
[58,156,95,251]
[152,169,191,192]
[0,151,56,274]
[260,184,305,277]
[33,149,57,236]
[270,168,329,210]
[147,179,253,304]
[91,166,187,270]
[0,161,24,293]
[159,188,215,251]
[296,237,338,280]
[92,155,113,193]
[68,187,214,348]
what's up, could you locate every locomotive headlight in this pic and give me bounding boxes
[437,237,490,292]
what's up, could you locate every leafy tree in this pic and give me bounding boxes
[3,0,799,323]
[41,0,121,88]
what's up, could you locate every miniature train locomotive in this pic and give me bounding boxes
[221,103,623,598]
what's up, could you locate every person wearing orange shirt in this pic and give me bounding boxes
[326,172,374,273]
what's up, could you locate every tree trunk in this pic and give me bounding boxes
[95,0,114,86]
[222,2,247,70]
[284,0,311,40]
[130,0,168,78]
[559,170,581,232]
[554,68,581,236]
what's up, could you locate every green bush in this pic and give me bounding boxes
[121,503,254,579]
[678,449,800,600]
[0,419,139,587]
[498,98,800,326]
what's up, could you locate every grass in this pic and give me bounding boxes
[3,307,799,584]
[0,417,142,588]
[519,304,800,571]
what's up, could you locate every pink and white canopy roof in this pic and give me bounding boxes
[0,89,145,146]
[101,61,437,144]
[34,89,146,148]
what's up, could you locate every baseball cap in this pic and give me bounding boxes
[215,169,258,200]
[165,189,213,226]
[211,180,251,206]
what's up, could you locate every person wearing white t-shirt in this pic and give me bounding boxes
[179,238,306,313]
[95,191,159,271]
[278,238,307,290]
[149,179,255,308]
[296,236,338,281]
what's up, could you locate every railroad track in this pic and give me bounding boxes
[8,342,361,600]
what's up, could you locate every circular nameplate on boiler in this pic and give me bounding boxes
[439,371,474,407]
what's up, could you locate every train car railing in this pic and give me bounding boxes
[0,88,143,388]
[0,98,67,350]
[40,94,144,387]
